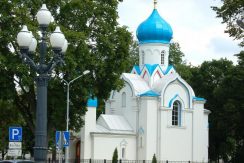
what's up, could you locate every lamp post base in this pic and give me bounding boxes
[34,75,49,162]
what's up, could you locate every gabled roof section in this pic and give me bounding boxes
[145,64,159,75]
[122,73,151,96]
[131,65,141,74]
[130,64,176,77]
[139,90,160,97]
[97,115,133,132]
[164,65,175,74]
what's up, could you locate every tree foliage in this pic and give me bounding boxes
[169,42,185,65]
[0,0,132,155]
[188,53,244,162]
[169,41,244,161]
[152,154,157,163]
[112,148,118,163]
[212,0,244,46]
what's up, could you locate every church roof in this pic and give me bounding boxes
[193,96,206,101]
[136,9,173,44]
[97,114,134,132]
[132,64,175,76]
[122,73,151,95]
[139,90,160,97]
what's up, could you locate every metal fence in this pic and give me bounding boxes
[47,159,208,163]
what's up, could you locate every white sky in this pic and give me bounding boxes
[118,0,243,65]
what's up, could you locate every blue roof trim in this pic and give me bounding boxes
[87,98,98,107]
[139,40,171,44]
[133,65,141,74]
[130,65,174,77]
[139,90,160,97]
[193,96,206,101]
[168,94,179,107]
[145,64,158,75]
[164,65,174,75]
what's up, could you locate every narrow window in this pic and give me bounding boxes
[122,147,125,159]
[142,51,145,65]
[122,92,126,107]
[161,50,165,64]
[172,101,181,126]
[140,137,143,148]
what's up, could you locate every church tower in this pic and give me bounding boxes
[136,0,173,71]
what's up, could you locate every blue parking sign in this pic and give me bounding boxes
[9,127,22,142]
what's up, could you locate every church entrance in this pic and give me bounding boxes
[75,140,81,163]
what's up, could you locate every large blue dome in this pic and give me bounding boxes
[136,9,173,44]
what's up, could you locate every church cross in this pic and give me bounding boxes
[154,0,157,9]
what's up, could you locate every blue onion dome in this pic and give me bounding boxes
[136,9,173,44]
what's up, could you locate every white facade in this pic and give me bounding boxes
[69,3,210,162]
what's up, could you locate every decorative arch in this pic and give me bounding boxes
[168,94,185,108]
[162,77,194,108]
[124,81,134,97]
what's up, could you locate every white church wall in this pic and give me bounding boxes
[192,101,207,162]
[106,83,137,131]
[138,97,158,160]
[203,112,209,162]
[69,139,79,160]
[160,108,193,161]
[81,106,97,159]
[91,134,136,160]
[139,43,169,70]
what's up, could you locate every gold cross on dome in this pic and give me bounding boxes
[154,0,157,9]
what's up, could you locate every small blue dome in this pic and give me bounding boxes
[136,9,173,44]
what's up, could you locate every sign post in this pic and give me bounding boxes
[56,131,70,163]
[8,127,22,158]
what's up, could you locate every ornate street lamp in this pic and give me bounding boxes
[17,4,68,163]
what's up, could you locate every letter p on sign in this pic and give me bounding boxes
[9,127,22,142]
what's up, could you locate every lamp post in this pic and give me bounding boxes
[17,4,68,163]
[62,70,90,163]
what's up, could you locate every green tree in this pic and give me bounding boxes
[169,42,185,65]
[152,154,157,163]
[212,0,244,46]
[0,0,132,155]
[112,148,118,163]
[169,42,194,82]
[189,58,235,162]
[128,40,139,70]
[213,51,244,162]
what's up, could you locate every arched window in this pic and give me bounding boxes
[172,101,181,126]
[122,147,125,159]
[161,50,165,64]
[142,51,145,65]
[122,92,126,107]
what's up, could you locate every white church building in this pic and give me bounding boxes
[69,1,210,162]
